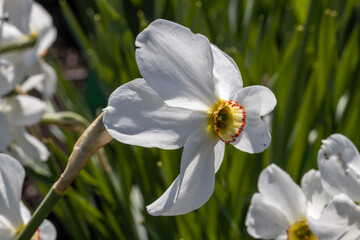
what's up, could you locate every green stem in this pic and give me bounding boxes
[15,112,113,239]
[0,35,37,53]
[16,188,62,240]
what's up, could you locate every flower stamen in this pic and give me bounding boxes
[287,220,318,240]
[212,100,246,144]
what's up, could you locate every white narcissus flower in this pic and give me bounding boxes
[1,0,33,34]
[308,194,360,240]
[0,153,56,240]
[1,2,57,96]
[0,95,49,164]
[317,133,360,202]
[245,164,331,240]
[1,2,56,67]
[103,19,276,216]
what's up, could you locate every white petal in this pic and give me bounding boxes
[211,44,243,100]
[20,201,31,223]
[0,227,14,240]
[6,144,34,166]
[146,131,221,216]
[231,116,271,153]
[135,19,217,111]
[246,193,289,239]
[320,134,360,174]
[0,59,16,97]
[300,169,331,219]
[0,23,32,75]
[29,3,56,59]
[214,140,225,173]
[38,219,57,240]
[104,78,207,149]
[308,194,360,240]
[22,59,57,99]
[257,164,307,224]
[2,95,46,126]
[12,127,49,163]
[0,21,23,47]
[0,113,11,151]
[3,0,33,34]
[234,85,277,117]
[317,135,360,201]
[0,154,25,230]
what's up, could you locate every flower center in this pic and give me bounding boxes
[212,100,246,144]
[287,221,318,240]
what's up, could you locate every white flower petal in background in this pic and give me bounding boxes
[135,19,217,111]
[0,21,23,47]
[28,2,56,64]
[105,19,276,215]
[0,154,24,232]
[0,112,11,151]
[308,194,360,240]
[0,94,48,163]
[130,185,148,240]
[245,193,289,239]
[147,131,220,216]
[38,219,57,240]
[12,127,49,163]
[301,169,332,219]
[317,134,360,201]
[0,154,56,239]
[2,0,33,34]
[256,164,307,223]
[1,2,56,74]
[21,59,57,99]
[246,164,329,239]
[0,59,15,97]
[2,95,46,126]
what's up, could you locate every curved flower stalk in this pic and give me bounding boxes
[0,94,49,164]
[317,134,360,202]
[0,153,56,240]
[245,164,331,240]
[103,19,277,215]
[308,194,360,240]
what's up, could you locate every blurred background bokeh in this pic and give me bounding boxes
[25,0,360,239]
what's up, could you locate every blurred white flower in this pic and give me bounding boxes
[0,153,56,240]
[1,0,33,34]
[308,194,360,240]
[0,95,49,164]
[1,2,56,67]
[104,19,276,216]
[21,58,57,99]
[130,185,148,240]
[246,164,331,240]
[0,58,15,97]
[1,2,57,98]
[317,133,360,201]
